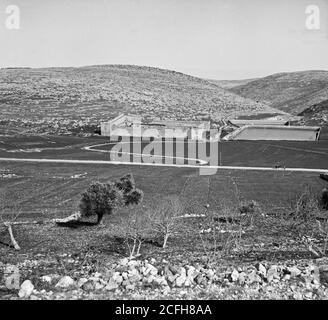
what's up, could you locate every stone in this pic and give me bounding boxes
[18,280,34,298]
[77,278,88,287]
[267,266,278,282]
[112,272,123,284]
[82,281,95,291]
[231,269,239,282]
[247,270,261,284]
[238,272,246,285]
[167,274,178,284]
[126,284,135,290]
[119,258,129,266]
[55,276,75,288]
[257,263,267,277]
[94,283,104,290]
[288,266,302,277]
[105,280,118,291]
[176,273,187,287]
[41,275,52,283]
[4,265,20,290]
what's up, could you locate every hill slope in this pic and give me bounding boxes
[297,99,328,127]
[229,70,328,115]
[0,65,281,135]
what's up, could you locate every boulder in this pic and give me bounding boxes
[55,276,75,288]
[18,280,34,298]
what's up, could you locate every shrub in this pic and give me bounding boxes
[79,174,143,224]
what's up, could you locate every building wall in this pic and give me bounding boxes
[229,126,321,141]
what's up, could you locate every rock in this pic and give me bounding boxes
[82,281,95,291]
[167,274,178,284]
[18,280,34,298]
[93,272,102,278]
[247,270,261,284]
[266,265,278,282]
[41,275,52,283]
[126,284,135,290]
[4,265,20,290]
[288,266,302,278]
[176,273,187,287]
[257,263,267,277]
[238,272,247,285]
[231,269,239,282]
[94,283,104,290]
[105,280,118,291]
[195,274,206,285]
[168,265,179,275]
[128,260,140,268]
[30,295,41,300]
[55,276,75,288]
[119,258,129,266]
[77,278,88,287]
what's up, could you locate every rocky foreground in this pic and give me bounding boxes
[1,256,328,300]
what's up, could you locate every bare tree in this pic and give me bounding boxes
[148,196,184,248]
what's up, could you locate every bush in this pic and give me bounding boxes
[79,174,143,224]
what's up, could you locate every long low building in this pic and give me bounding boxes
[101,114,211,140]
[223,125,321,141]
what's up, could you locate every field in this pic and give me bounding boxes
[1,134,327,219]
[1,134,328,300]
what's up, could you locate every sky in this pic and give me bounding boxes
[0,0,327,79]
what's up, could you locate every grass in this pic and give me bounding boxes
[1,134,327,273]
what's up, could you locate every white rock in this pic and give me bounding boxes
[106,280,118,291]
[258,264,267,277]
[18,280,34,298]
[231,269,239,282]
[4,265,20,290]
[119,258,129,266]
[176,274,187,287]
[77,278,88,287]
[288,266,301,277]
[41,275,52,283]
[55,276,75,288]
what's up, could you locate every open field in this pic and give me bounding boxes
[0,135,327,169]
[1,134,328,300]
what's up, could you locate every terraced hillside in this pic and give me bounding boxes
[229,70,328,115]
[0,65,280,135]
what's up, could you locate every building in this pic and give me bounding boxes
[228,119,290,127]
[101,114,141,137]
[101,114,211,140]
[223,125,321,141]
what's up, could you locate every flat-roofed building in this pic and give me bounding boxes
[223,125,321,141]
[101,115,211,140]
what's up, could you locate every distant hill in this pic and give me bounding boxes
[207,78,258,89]
[0,65,284,135]
[229,70,328,115]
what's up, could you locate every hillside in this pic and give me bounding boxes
[0,65,280,135]
[207,78,257,89]
[229,70,328,115]
[297,99,328,127]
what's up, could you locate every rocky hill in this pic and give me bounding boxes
[229,70,328,115]
[0,65,281,135]
[297,100,328,127]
